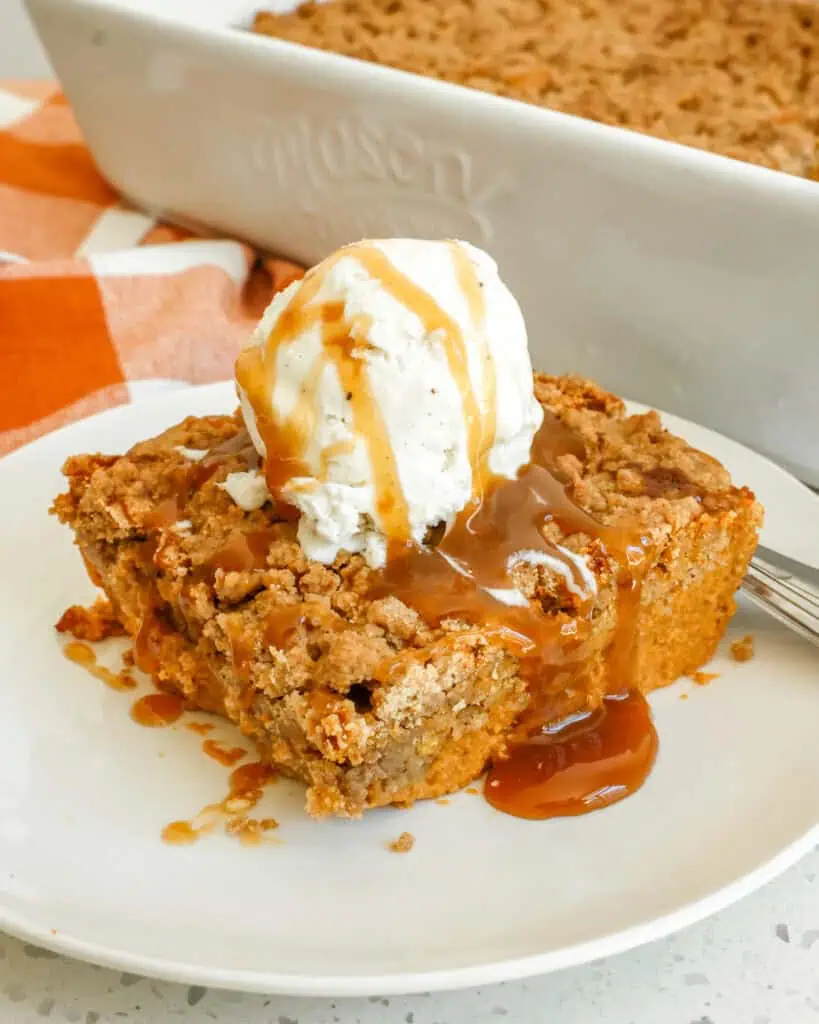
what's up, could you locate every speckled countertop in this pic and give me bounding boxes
[1,847,817,1024]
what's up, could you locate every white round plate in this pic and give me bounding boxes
[1,382,818,997]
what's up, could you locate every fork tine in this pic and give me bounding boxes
[742,583,819,647]
[743,562,819,649]
[752,554,819,595]
[750,560,819,616]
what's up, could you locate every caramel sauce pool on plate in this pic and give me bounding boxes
[130,692,185,728]
[485,692,657,819]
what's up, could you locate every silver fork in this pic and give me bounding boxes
[743,545,819,648]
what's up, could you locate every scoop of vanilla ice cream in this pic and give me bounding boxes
[236,239,543,567]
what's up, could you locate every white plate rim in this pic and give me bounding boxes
[1,824,816,996]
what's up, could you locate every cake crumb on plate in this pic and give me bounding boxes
[731,634,755,662]
[691,670,719,686]
[55,599,126,642]
[388,832,415,854]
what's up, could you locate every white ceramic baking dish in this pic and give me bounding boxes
[26,0,819,486]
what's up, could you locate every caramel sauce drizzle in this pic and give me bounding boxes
[161,761,277,846]
[203,529,275,574]
[63,641,136,692]
[322,301,411,545]
[186,721,215,736]
[263,602,321,649]
[133,612,163,678]
[353,244,494,512]
[202,739,247,767]
[130,692,185,727]
[450,242,496,496]
[373,415,645,675]
[235,249,345,499]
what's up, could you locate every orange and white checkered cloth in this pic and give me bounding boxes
[0,80,303,456]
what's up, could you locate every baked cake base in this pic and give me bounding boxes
[52,375,761,816]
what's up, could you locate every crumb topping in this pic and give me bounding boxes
[55,598,126,642]
[254,0,819,179]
